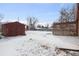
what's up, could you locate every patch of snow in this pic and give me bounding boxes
[0,31,79,56]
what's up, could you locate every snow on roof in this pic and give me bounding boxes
[1,19,27,25]
[1,21,26,25]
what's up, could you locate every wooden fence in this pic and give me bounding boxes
[52,21,77,36]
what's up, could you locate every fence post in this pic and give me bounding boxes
[76,3,79,36]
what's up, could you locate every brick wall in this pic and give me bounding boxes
[78,18,79,36]
[77,4,79,36]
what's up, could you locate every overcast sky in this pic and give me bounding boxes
[0,3,74,25]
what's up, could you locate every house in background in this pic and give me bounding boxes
[1,22,26,36]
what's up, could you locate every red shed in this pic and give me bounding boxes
[2,22,26,36]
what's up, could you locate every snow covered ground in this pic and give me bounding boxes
[0,31,79,56]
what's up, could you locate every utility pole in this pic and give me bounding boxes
[17,17,19,22]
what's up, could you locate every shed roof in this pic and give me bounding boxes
[2,21,25,25]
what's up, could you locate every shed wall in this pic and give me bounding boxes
[2,22,25,36]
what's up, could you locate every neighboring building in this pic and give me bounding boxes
[2,22,25,36]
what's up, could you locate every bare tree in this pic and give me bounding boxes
[68,5,75,21]
[0,14,4,39]
[0,14,4,21]
[27,16,38,30]
[0,14,4,29]
[59,5,75,23]
[59,8,69,23]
